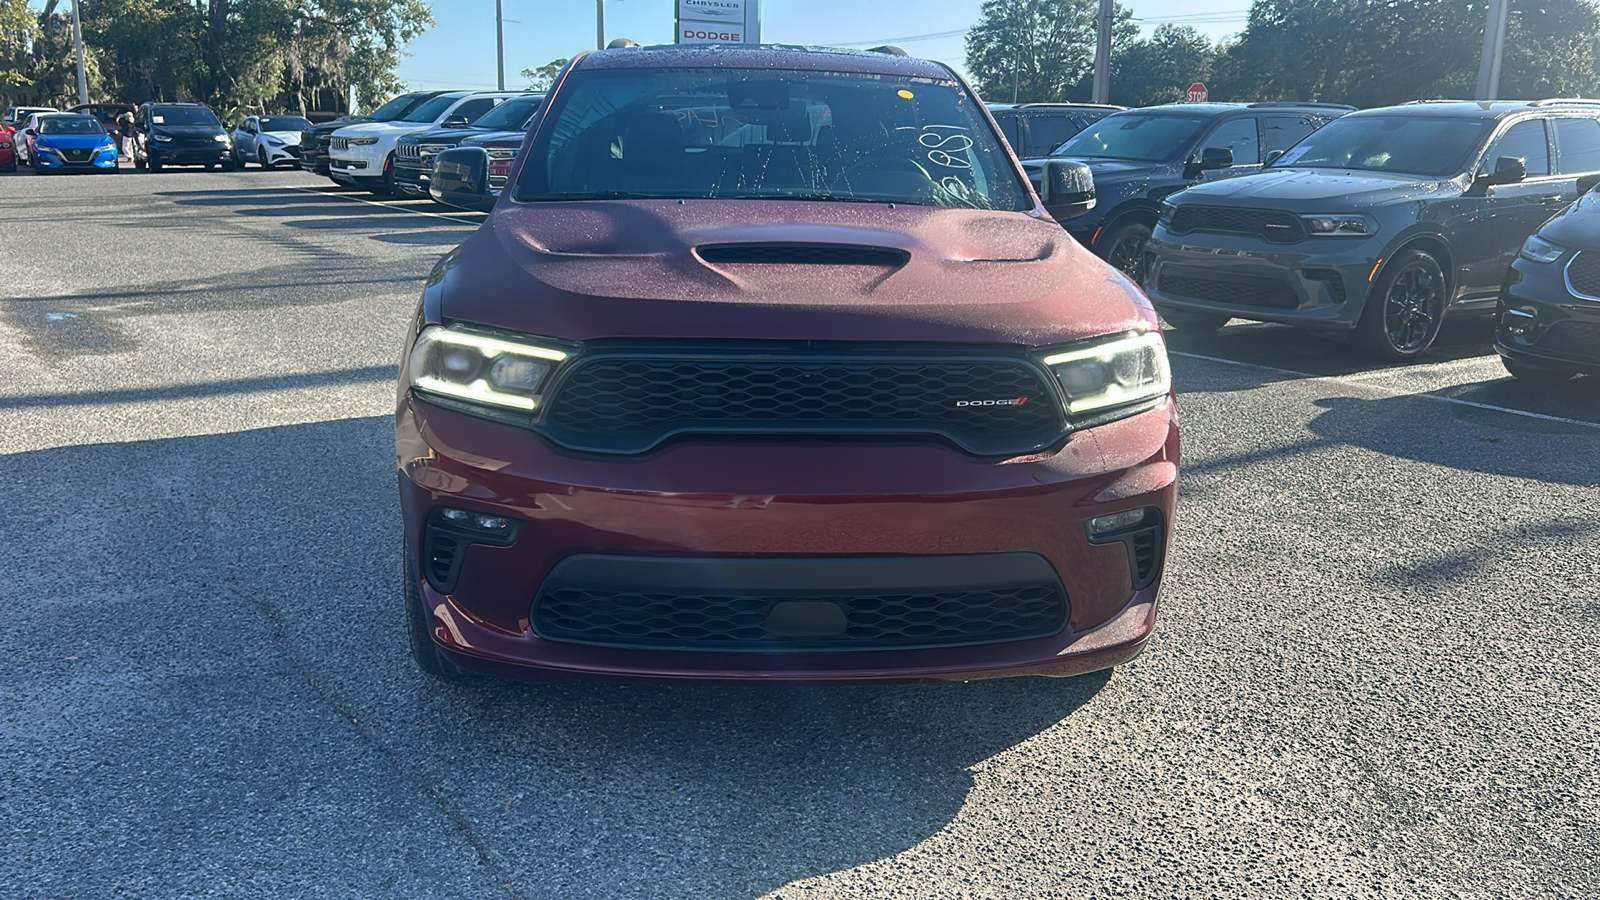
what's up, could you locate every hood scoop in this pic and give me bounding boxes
[696,243,910,267]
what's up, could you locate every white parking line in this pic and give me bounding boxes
[1171,350,1600,430]
[287,186,481,226]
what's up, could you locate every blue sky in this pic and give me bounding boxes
[397,1,1253,93]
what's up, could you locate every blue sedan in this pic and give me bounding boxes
[26,113,118,174]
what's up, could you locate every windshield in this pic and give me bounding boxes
[260,116,311,132]
[38,116,105,135]
[1052,113,1208,162]
[152,106,221,127]
[369,93,427,121]
[1271,115,1492,176]
[516,68,1030,210]
[401,95,461,124]
[471,95,543,132]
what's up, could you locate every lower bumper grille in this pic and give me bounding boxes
[1159,271,1300,310]
[1535,320,1600,362]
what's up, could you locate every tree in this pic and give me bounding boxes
[521,58,568,92]
[0,0,36,91]
[965,0,1137,104]
[1111,24,1217,107]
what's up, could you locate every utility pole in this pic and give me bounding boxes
[597,0,605,50]
[71,0,88,105]
[1476,0,1510,101]
[496,0,506,90]
[1092,0,1113,104]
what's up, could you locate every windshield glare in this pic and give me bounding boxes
[516,69,1030,210]
[38,116,105,135]
[151,107,220,127]
[471,95,543,132]
[1053,114,1207,162]
[260,116,311,132]
[369,93,426,121]
[1271,115,1492,176]
[402,95,460,123]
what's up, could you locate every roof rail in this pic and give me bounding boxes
[1403,99,1473,104]
[1014,102,1124,110]
[1532,97,1600,107]
[1246,101,1356,110]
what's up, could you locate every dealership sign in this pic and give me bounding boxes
[677,0,761,44]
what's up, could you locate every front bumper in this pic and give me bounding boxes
[330,144,385,183]
[34,148,118,171]
[1145,227,1381,331]
[258,142,301,166]
[397,396,1179,683]
[393,157,433,196]
[1494,255,1600,374]
[149,143,231,165]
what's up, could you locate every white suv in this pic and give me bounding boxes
[327,91,518,193]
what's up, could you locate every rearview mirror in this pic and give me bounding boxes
[430,147,495,211]
[1039,159,1095,221]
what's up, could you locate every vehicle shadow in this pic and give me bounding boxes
[1165,317,1499,384]
[0,416,1110,898]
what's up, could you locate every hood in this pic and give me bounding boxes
[35,132,114,148]
[1175,168,1447,209]
[1539,189,1600,250]
[258,130,302,144]
[439,200,1153,346]
[336,121,428,138]
[401,127,483,145]
[310,116,371,135]
[462,130,526,148]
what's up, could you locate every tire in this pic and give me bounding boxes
[374,153,397,195]
[258,147,271,170]
[1354,249,1448,360]
[1098,220,1154,284]
[404,549,471,682]
[1502,358,1578,384]
[1158,308,1231,333]
[148,155,162,172]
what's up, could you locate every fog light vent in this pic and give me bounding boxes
[422,508,518,594]
[1087,507,1164,590]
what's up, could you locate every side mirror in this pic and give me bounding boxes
[1039,159,1095,221]
[430,147,495,211]
[1184,146,1233,179]
[1264,149,1284,166]
[1486,155,1527,186]
[442,116,471,129]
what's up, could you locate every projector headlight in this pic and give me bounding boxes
[408,325,568,412]
[1041,331,1171,419]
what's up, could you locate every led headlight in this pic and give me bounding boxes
[347,136,379,146]
[214,133,230,143]
[1041,331,1171,418]
[408,325,568,412]
[1518,233,1566,264]
[1300,214,1376,236]
[1157,201,1176,226]
[152,133,173,142]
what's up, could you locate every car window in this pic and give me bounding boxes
[1487,119,1550,177]
[470,95,543,131]
[1263,115,1322,154]
[1025,114,1084,158]
[452,98,499,123]
[401,95,460,123]
[1272,115,1492,176]
[261,116,311,132]
[520,67,1031,211]
[1054,113,1208,162]
[369,93,426,121]
[1201,117,1260,165]
[1553,118,1600,174]
[151,106,221,127]
[993,114,1022,152]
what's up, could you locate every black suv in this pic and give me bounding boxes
[1146,100,1600,358]
[987,103,1123,159]
[393,92,543,197]
[131,103,234,171]
[1496,184,1600,380]
[1023,102,1352,277]
[298,91,443,177]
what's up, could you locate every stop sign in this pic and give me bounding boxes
[1187,82,1209,103]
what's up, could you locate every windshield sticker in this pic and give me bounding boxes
[1276,145,1311,166]
[152,116,164,124]
[897,90,914,100]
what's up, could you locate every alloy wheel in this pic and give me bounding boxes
[1381,262,1443,353]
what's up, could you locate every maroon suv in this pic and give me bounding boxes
[396,46,1180,683]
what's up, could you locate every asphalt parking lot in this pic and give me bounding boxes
[2,169,1597,899]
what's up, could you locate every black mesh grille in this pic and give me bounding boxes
[1159,272,1300,309]
[1169,206,1306,243]
[541,350,1064,455]
[698,244,910,266]
[423,529,465,593]
[1535,320,1600,362]
[61,148,93,162]
[1567,251,1600,298]
[532,583,1068,651]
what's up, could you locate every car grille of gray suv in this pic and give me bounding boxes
[539,345,1066,456]
[1169,206,1306,243]
[1566,251,1600,299]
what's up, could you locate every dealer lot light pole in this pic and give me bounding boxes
[1476,0,1510,101]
